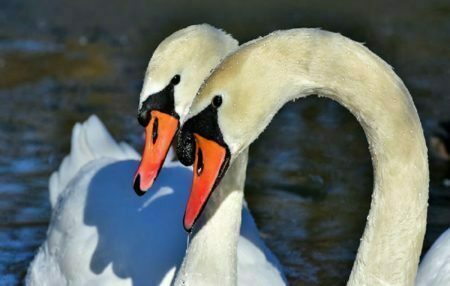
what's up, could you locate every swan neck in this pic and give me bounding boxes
[224,30,429,285]
[174,148,249,286]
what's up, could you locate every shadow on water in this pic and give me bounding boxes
[85,160,190,285]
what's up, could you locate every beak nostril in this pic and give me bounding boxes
[152,117,159,144]
[196,147,204,176]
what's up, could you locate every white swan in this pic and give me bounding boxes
[175,29,435,285]
[26,24,284,285]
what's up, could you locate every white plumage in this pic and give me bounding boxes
[26,115,285,285]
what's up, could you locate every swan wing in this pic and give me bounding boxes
[49,115,139,208]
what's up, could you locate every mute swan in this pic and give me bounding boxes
[26,24,284,285]
[176,29,434,285]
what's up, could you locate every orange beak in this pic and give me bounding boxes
[183,134,229,231]
[133,110,179,195]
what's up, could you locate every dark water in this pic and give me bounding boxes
[0,0,449,285]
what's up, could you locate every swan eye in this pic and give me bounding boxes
[171,74,180,85]
[212,95,222,108]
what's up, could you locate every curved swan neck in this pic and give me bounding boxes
[174,148,249,286]
[211,29,429,285]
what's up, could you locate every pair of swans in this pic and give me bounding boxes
[27,24,448,285]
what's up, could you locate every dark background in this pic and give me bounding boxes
[0,0,449,285]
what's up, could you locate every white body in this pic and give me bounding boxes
[26,115,285,285]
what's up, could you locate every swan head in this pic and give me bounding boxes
[176,43,270,231]
[133,24,238,195]
[176,35,293,230]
